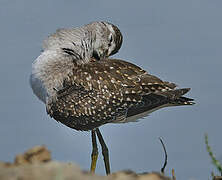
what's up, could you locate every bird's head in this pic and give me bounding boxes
[88,22,123,60]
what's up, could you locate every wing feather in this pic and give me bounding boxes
[47,58,193,130]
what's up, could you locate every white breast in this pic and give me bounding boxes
[30,50,75,104]
[30,73,47,103]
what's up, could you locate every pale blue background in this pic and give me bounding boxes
[0,1,222,179]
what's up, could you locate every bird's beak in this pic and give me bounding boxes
[104,49,109,59]
[92,50,100,60]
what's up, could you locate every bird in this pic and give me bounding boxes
[30,22,194,175]
[31,21,123,102]
[42,21,123,62]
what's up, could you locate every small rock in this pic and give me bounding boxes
[14,145,51,165]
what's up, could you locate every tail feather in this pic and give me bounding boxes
[168,88,195,105]
[156,88,194,105]
[126,89,194,121]
[158,88,190,99]
[170,96,195,105]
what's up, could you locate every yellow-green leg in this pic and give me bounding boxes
[90,129,98,173]
[96,128,110,175]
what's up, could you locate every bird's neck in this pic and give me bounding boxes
[31,50,75,102]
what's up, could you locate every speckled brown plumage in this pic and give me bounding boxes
[46,58,194,131]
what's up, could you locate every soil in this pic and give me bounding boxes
[0,145,174,180]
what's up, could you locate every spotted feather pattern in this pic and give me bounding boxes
[47,59,194,131]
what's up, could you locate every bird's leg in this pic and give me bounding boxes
[96,128,110,175]
[90,129,98,173]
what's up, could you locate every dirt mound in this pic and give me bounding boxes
[0,146,171,180]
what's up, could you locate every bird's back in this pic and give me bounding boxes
[46,58,194,131]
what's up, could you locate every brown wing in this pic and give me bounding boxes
[47,58,193,131]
